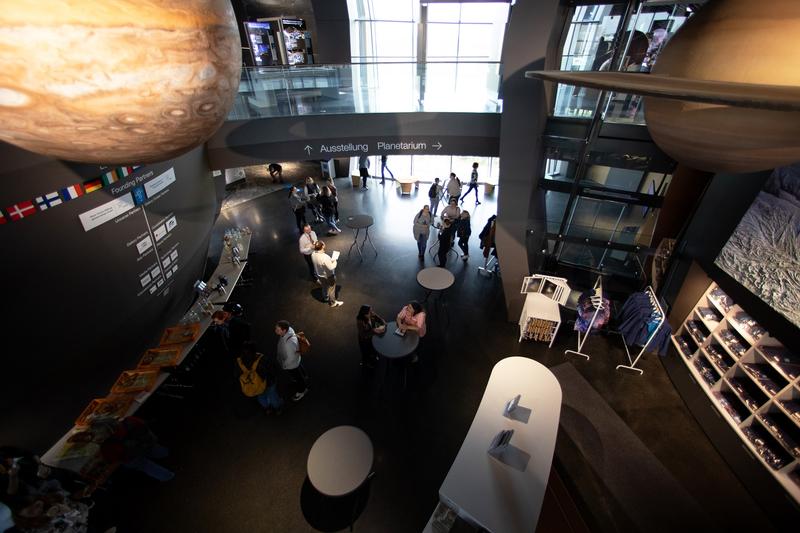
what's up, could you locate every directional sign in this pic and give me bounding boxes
[208,113,501,169]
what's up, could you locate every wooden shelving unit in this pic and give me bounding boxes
[671,282,800,504]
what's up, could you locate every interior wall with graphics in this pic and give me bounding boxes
[0,144,218,451]
[663,169,800,353]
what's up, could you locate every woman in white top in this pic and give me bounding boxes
[413,205,432,259]
[441,198,461,222]
[446,173,462,203]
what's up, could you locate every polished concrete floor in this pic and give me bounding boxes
[94,174,775,532]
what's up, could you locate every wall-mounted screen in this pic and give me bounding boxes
[715,164,800,328]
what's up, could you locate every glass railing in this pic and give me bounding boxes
[552,83,647,125]
[227,62,503,120]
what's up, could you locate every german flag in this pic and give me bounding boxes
[83,178,103,194]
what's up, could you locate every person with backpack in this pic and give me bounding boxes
[428,178,442,218]
[237,341,283,415]
[275,320,309,401]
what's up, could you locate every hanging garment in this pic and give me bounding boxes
[618,291,672,355]
[574,291,611,333]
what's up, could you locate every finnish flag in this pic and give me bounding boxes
[35,191,63,210]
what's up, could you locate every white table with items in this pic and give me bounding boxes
[434,357,562,533]
[41,229,252,475]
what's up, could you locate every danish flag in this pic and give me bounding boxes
[7,200,36,221]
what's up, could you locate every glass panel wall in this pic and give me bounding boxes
[349,155,501,185]
[553,1,700,122]
[554,3,624,118]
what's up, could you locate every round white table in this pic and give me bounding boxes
[307,425,374,497]
[417,267,455,324]
[417,267,455,293]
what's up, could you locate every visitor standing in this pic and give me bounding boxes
[479,214,498,266]
[446,173,462,203]
[305,177,323,222]
[456,210,472,261]
[380,155,394,185]
[428,178,442,217]
[289,186,307,231]
[441,198,461,222]
[298,224,318,282]
[413,205,432,259]
[356,305,386,368]
[312,241,343,307]
[325,177,339,220]
[437,219,456,267]
[237,341,283,414]
[318,187,341,235]
[460,162,481,204]
[275,320,309,401]
[358,155,370,190]
[268,162,284,183]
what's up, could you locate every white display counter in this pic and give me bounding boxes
[436,357,562,533]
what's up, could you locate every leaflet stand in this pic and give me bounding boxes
[564,276,604,361]
[616,285,664,375]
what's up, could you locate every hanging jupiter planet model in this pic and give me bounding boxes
[0,0,241,165]
[528,0,800,174]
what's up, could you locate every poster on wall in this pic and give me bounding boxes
[714,164,800,328]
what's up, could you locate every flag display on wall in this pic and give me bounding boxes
[83,179,103,194]
[7,201,36,221]
[101,170,118,186]
[61,184,84,201]
[35,192,63,210]
[2,164,146,224]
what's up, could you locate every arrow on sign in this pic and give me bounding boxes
[433,141,442,151]
[304,145,313,156]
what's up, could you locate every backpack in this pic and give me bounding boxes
[237,355,266,397]
[295,332,311,354]
[428,183,438,198]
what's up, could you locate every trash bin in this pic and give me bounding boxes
[484,183,496,195]
[351,174,361,187]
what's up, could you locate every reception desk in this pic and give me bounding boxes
[436,357,562,532]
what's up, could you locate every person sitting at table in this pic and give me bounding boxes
[396,301,427,361]
[441,198,461,222]
[356,305,387,369]
[436,219,456,267]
